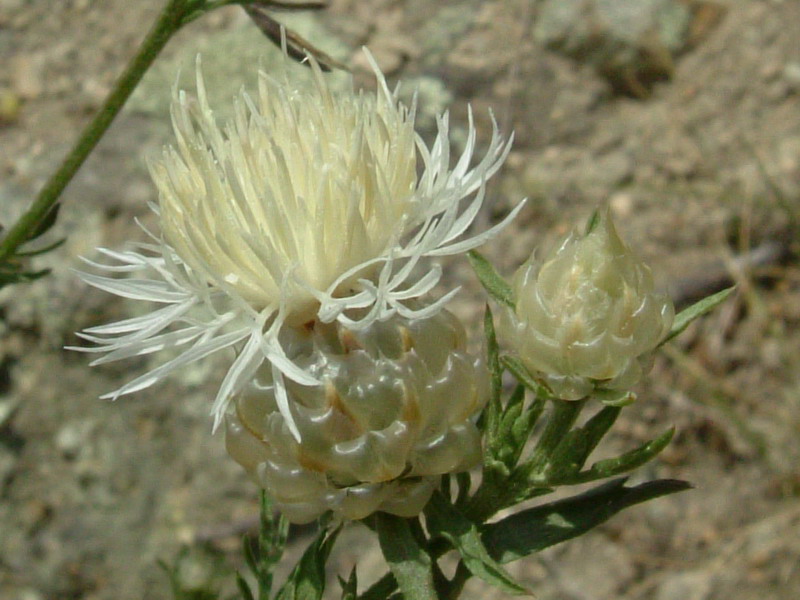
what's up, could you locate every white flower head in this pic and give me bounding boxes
[73,49,521,439]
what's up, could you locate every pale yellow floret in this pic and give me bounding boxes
[152,59,418,324]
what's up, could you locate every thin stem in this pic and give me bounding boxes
[0,0,195,261]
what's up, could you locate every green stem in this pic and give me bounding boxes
[524,399,585,477]
[0,0,194,261]
[464,400,585,523]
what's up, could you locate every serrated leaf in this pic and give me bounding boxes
[661,287,735,345]
[425,492,531,596]
[375,513,437,600]
[578,427,675,482]
[468,250,515,308]
[483,478,691,563]
[275,525,341,600]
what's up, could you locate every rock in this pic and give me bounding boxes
[534,0,726,97]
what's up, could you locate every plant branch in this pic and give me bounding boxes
[0,0,197,261]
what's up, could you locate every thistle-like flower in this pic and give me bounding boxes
[500,211,674,400]
[72,51,519,438]
[225,308,487,523]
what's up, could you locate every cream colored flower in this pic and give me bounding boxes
[73,51,519,438]
[501,211,674,400]
[224,308,487,523]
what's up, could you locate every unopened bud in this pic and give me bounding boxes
[501,211,674,400]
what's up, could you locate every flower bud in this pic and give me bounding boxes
[225,309,488,523]
[501,211,674,400]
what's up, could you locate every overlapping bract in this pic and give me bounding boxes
[501,212,674,400]
[225,310,487,523]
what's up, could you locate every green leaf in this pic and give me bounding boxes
[661,287,735,345]
[236,573,255,600]
[242,536,258,578]
[501,355,553,399]
[425,492,531,596]
[275,524,342,600]
[584,208,601,235]
[577,428,675,482]
[375,513,437,600]
[358,573,397,600]
[14,237,65,257]
[544,406,621,484]
[504,393,546,470]
[468,250,515,308]
[483,478,691,563]
[0,266,51,290]
[523,400,584,481]
[479,306,504,445]
[339,567,358,600]
[26,202,60,242]
[455,471,472,508]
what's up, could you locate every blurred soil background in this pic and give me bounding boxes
[1,0,800,598]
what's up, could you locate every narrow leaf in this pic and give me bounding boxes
[468,250,515,308]
[15,237,65,257]
[425,492,531,596]
[545,406,621,484]
[339,567,358,600]
[579,428,675,482]
[455,471,472,508]
[375,513,437,600]
[27,202,60,241]
[480,306,503,448]
[236,573,255,600]
[483,478,691,563]
[661,287,735,345]
[275,525,341,600]
[501,355,553,399]
[358,573,397,600]
[504,393,546,469]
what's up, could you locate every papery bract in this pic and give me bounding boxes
[501,211,674,400]
[225,309,487,523]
